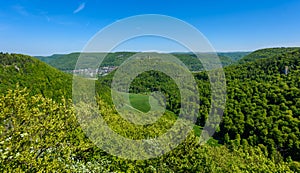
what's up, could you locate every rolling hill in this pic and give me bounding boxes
[0,48,299,172]
[218,51,251,61]
[36,52,247,72]
[98,47,300,161]
[219,47,300,161]
[238,47,300,64]
[0,53,72,100]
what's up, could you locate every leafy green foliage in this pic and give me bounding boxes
[1,48,300,171]
[99,48,300,162]
[0,87,101,172]
[0,53,72,101]
[0,87,296,172]
[196,48,300,161]
[238,47,300,64]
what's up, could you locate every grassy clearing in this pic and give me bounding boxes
[115,91,219,146]
[129,93,151,113]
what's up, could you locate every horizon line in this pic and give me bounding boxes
[3,46,300,57]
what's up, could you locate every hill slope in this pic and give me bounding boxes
[202,47,300,161]
[0,50,299,171]
[37,52,238,72]
[238,47,300,64]
[218,51,251,61]
[0,53,72,100]
[98,47,300,161]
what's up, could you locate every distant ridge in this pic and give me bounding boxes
[35,51,248,72]
[238,47,300,64]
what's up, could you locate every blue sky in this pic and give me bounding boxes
[0,0,300,55]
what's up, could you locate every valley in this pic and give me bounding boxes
[0,47,299,172]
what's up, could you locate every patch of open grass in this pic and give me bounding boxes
[129,93,151,113]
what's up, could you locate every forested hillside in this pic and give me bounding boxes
[36,52,240,72]
[0,87,296,172]
[238,47,300,64]
[0,53,72,101]
[98,47,300,164]
[1,49,300,172]
[220,48,300,161]
[218,51,251,61]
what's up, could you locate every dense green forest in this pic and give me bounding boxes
[36,52,245,71]
[0,53,72,101]
[218,51,251,61]
[238,47,300,64]
[221,48,300,161]
[1,48,300,172]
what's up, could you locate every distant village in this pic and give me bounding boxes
[66,66,117,78]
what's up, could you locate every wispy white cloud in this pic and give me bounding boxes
[73,2,85,14]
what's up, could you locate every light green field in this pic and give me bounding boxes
[129,93,151,113]
[115,91,165,113]
[113,91,218,144]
